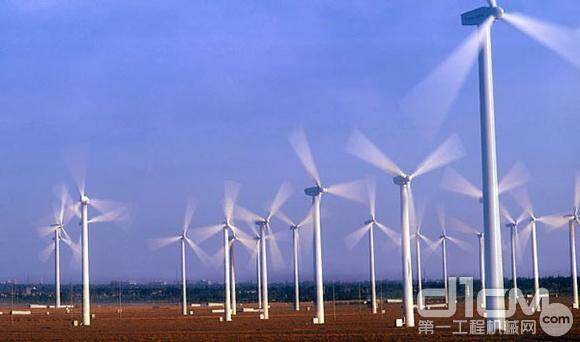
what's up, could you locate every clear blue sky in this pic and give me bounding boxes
[0,0,578,284]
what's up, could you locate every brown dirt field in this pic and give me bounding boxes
[0,300,578,341]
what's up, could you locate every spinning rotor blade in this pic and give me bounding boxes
[449,217,479,235]
[275,210,295,227]
[223,180,241,221]
[38,225,57,238]
[500,205,515,224]
[366,177,377,219]
[498,162,531,195]
[189,224,223,243]
[428,237,444,253]
[182,198,197,234]
[326,179,367,203]
[376,221,401,247]
[236,205,264,224]
[346,130,403,177]
[211,245,226,269]
[184,236,211,266]
[149,236,181,251]
[516,222,532,262]
[447,235,471,253]
[267,231,285,270]
[344,223,371,250]
[412,134,465,179]
[88,205,130,224]
[511,187,534,218]
[538,215,569,230]
[289,130,321,186]
[268,182,293,219]
[575,172,580,211]
[40,243,55,263]
[440,167,482,199]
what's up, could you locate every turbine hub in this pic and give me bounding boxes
[80,194,90,205]
[304,185,325,197]
[393,175,410,186]
[364,218,375,225]
[506,222,516,228]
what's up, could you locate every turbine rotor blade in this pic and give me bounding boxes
[449,217,479,235]
[298,205,315,227]
[346,130,403,177]
[289,129,321,186]
[500,205,515,224]
[268,182,293,219]
[375,221,401,247]
[88,205,130,224]
[538,215,569,230]
[211,245,226,269]
[38,225,57,238]
[189,224,223,244]
[149,236,181,251]
[182,198,197,234]
[366,176,377,219]
[267,230,285,270]
[510,187,534,218]
[447,236,471,253]
[40,243,55,263]
[223,180,241,221]
[440,167,482,199]
[503,13,580,71]
[412,134,465,179]
[516,222,532,262]
[428,237,444,253]
[344,223,371,250]
[326,179,367,203]
[274,210,295,227]
[575,171,580,211]
[498,161,531,195]
[184,236,211,266]
[236,205,264,224]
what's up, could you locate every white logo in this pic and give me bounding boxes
[539,303,573,337]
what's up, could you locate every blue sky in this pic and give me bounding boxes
[0,0,578,284]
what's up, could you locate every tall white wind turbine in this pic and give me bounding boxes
[449,217,485,308]
[345,178,400,314]
[290,130,366,324]
[402,0,580,325]
[565,173,580,309]
[500,206,527,302]
[510,187,570,311]
[429,209,470,305]
[347,130,464,327]
[149,199,210,316]
[276,208,314,312]
[38,184,80,308]
[412,204,431,310]
[189,181,242,322]
[68,174,129,326]
[235,182,293,320]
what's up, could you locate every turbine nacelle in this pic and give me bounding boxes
[506,222,517,229]
[364,218,376,225]
[80,194,90,205]
[393,175,411,187]
[304,185,326,197]
[461,6,504,26]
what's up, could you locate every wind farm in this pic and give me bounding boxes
[1,0,580,340]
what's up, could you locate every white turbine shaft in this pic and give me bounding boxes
[442,237,448,305]
[181,237,187,316]
[223,228,232,321]
[398,180,414,327]
[510,225,518,301]
[293,228,300,311]
[478,234,486,309]
[54,228,61,308]
[569,219,579,309]
[477,19,505,325]
[530,220,540,310]
[81,198,90,326]
[257,244,262,310]
[260,224,269,319]
[416,234,424,310]
[369,223,377,314]
[311,194,325,324]
[230,240,237,315]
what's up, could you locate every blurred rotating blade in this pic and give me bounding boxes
[498,161,531,195]
[40,243,55,263]
[326,179,367,203]
[412,134,465,179]
[346,130,403,177]
[223,180,241,221]
[447,236,471,253]
[538,214,569,231]
[185,236,211,266]
[38,225,57,238]
[267,230,285,270]
[289,129,321,186]
[275,210,295,227]
[149,235,181,251]
[366,176,377,219]
[449,217,479,235]
[211,245,226,269]
[500,205,515,224]
[267,182,293,219]
[575,172,580,211]
[440,167,482,200]
[511,187,534,218]
[344,223,371,250]
[182,198,197,235]
[189,224,224,244]
[236,205,264,224]
[516,222,532,263]
[376,221,401,247]
[88,205,130,224]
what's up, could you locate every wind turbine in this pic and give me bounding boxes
[510,187,571,311]
[411,203,431,310]
[69,175,129,326]
[149,199,210,316]
[39,184,79,308]
[235,182,293,320]
[345,178,400,314]
[190,181,241,322]
[290,130,366,324]
[346,130,464,327]
[449,217,486,308]
[276,208,314,312]
[402,0,580,325]
[429,209,470,305]
[500,206,527,303]
[564,173,580,309]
